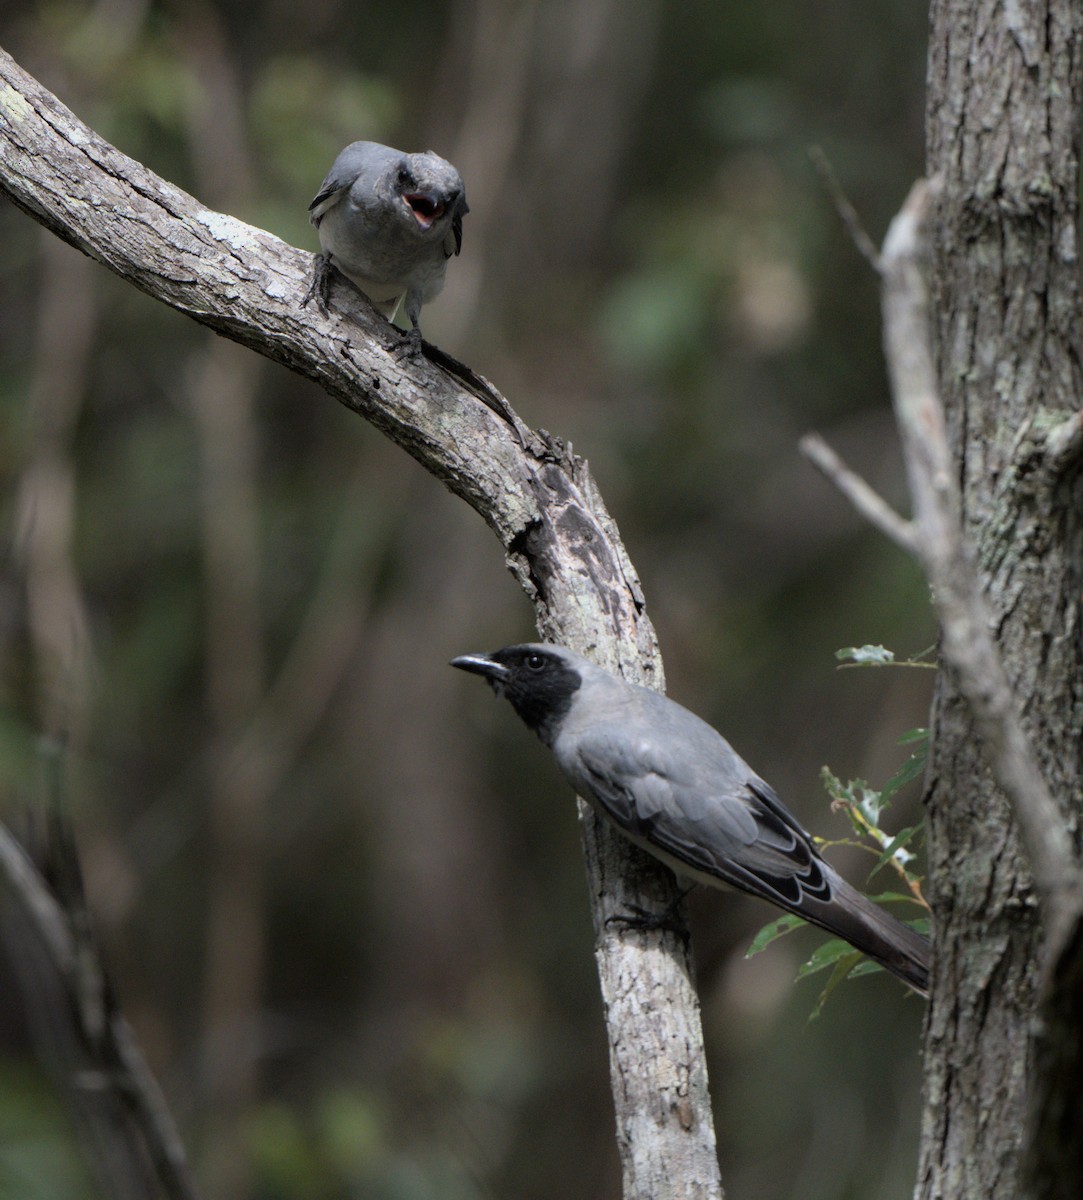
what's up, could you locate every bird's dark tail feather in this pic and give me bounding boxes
[802,870,930,996]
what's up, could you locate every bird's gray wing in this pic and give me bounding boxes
[572,725,833,910]
[562,704,929,994]
[308,142,395,226]
[308,181,350,226]
[443,197,467,257]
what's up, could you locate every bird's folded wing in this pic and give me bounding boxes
[573,729,832,908]
[308,183,349,225]
[444,209,464,257]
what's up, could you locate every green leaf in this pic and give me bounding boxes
[846,959,884,978]
[807,951,865,1019]
[818,765,848,802]
[856,781,887,825]
[835,646,935,671]
[897,727,928,745]
[868,891,922,905]
[835,644,895,666]
[795,938,857,978]
[746,913,805,956]
[880,751,927,803]
[820,767,877,835]
[867,825,920,880]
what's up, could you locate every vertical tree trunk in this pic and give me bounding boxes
[919,3,1083,1197]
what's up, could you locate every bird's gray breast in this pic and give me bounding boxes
[317,187,451,303]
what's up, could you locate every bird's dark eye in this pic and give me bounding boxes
[525,653,546,671]
[396,163,412,187]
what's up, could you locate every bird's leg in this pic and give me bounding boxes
[605,885,696,939]
[389,291,425,359]
[301,253,335,315]
[388,323,424,360]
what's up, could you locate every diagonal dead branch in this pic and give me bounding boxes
[0,47,722,1199]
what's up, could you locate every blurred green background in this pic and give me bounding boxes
[0,2,934,1198]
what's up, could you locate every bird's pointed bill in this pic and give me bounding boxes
[450,653,510,682]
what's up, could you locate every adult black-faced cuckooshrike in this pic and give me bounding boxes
[452,643,930,995]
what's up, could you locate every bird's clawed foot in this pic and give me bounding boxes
[389,325,424,360]
[301,253,334,315]
[605,886,695,941]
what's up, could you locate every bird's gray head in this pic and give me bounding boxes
[450,644,583,744]
[385,151,468,246]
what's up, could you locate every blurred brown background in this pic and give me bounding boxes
[0,2,933,1197]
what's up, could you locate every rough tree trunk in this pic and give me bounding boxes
[919,2,1083,1197]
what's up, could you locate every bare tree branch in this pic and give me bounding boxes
[880,185,1083,1200]
[884,172,1083,1200]
[0,819,202,1200]
[878,178,1082,932]
[864,168,1083,1200]
[808,145,882,271]
[823,177,1083,1197]
[799,431,918,555]
[0,47,722,1198]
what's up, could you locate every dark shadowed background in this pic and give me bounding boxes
[0,3,933,1198]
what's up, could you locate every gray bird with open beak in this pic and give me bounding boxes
[303,141,468,341]
[452,643,930,995]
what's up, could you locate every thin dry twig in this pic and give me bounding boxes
[799,431,918,554]
[809,145,882,271]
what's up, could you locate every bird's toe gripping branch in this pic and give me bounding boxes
[301,253,334,315]
[389,325,424,360]
[604,886,696,942]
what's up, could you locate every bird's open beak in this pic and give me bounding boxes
[450,653,509,683]
[403,191,446,229]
